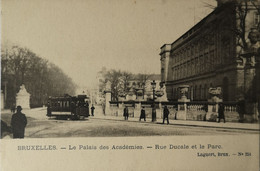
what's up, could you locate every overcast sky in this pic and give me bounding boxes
[1,0,216,89]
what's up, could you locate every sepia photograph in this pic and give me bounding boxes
[1,0,259,170]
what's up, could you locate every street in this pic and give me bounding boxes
[1,106,259,139]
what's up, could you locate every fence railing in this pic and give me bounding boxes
[108,100,244,122]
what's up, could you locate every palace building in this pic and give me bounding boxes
[160,0,260,102]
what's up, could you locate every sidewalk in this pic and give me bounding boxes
[93,114,260,131]
[2,108,259,131]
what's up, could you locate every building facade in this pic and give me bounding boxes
[160,0,259,103]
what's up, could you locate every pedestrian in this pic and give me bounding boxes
[123,106,129,120]
[237,99,245,123]
[152,106,156,122]
[11,106,27,139]
[47,102,51,117]
[218,103,225,123]
[140,106,146,121]
[173,105,178,120]
[163,106,169,125]
[91,104,95,116]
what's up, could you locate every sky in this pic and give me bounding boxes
[1,0,216,89]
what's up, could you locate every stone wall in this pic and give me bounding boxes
[107,101,245,122]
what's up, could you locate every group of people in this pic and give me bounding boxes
[123,103,227,124]
[9,103,227,139]
[123,105,172,125]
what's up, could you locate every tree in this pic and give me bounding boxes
[98,69,134,101]
[1,44,76,108]
[120,71,133,95]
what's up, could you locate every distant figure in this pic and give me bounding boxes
[202,104,208,121]
[91,105,95,116]
[140,107,146,121]
[173,105,178,120]
[163,106,169,125]
[152,106,156,122]
[47,102,51,117]
[71,102,76,114]
[11,106,27,139]
[237,100,245,123]
[123,106,129,120]
[218,103,226,123]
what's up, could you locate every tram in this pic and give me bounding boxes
[46,94,90,120]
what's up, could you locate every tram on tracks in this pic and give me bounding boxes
[46,94,90,120]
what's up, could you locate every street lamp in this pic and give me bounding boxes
[151,80,156,101]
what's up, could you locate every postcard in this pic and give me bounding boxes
[1,0,259,170]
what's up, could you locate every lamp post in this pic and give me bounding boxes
[151,80,156,101]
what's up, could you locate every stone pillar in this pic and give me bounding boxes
[241,28,260,121]
[206,87,222,121]
[176,85,190,120]
[134,102,141,118]
[16,84,30,109]
[244,60,256,115]
[118,102,124,117]
[105,81,111,115]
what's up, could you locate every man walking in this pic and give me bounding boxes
[123,106,129,120]
[140,106,146,121]
[163,106,169,125]
[11,106,27,139]
[91,104,95,116]
[218,103,225,123]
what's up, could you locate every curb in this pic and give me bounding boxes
[92,116,260,132]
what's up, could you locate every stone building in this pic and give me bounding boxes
[160,0,260,102]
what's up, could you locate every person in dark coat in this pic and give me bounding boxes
[47,102,51,117]
[163,106,169,124]
[237,100,245,123]
[91,105,95,116]
[218,103,225,123]
[152,106,156,122]
[123,106,129,120]
[11,106,27,139]
[140,107,146,121]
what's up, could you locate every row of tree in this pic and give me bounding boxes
[98,67,155,101]
[1,44,77,108]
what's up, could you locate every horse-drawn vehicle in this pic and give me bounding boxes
[46,94,90,120]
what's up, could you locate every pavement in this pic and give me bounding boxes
[1,107,260,132]
[92,113,260,132]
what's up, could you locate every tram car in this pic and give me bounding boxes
[47,94,90,120]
